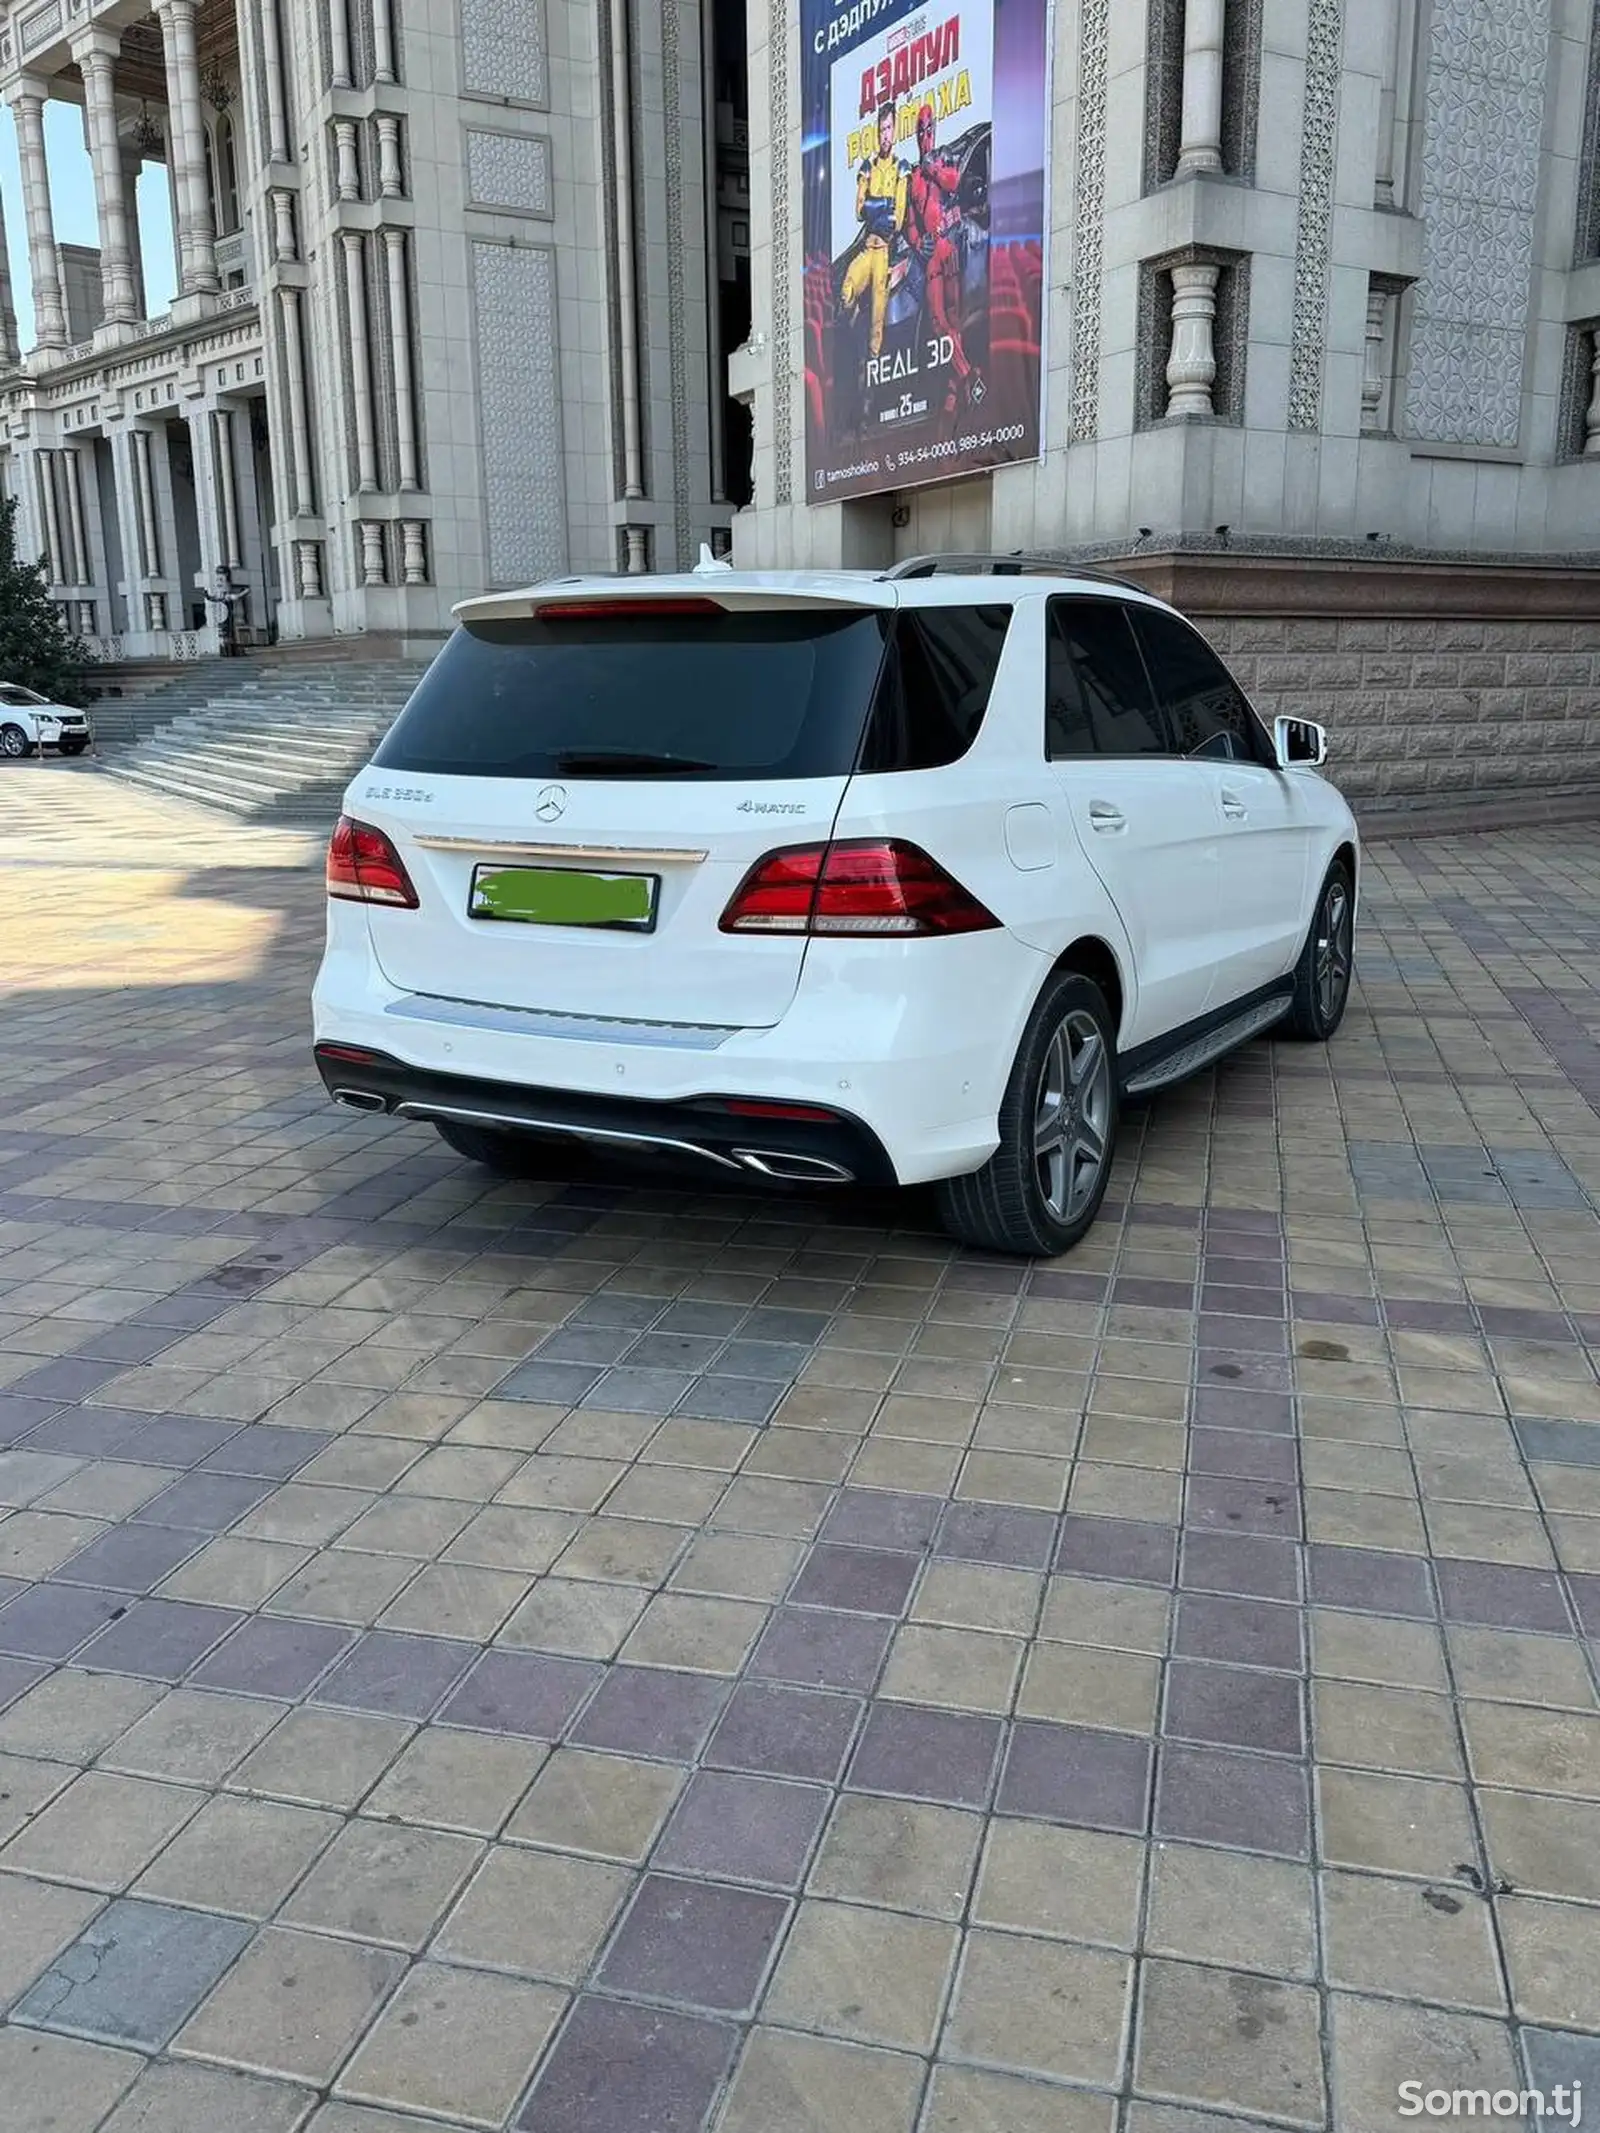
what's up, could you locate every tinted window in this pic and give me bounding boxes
[860,605,1011,772]
[1133,609,1265,763]
[374,609,890,781]
[0,685,43,706]
[1045,599,1168,757]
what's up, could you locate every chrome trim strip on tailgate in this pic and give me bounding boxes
[384,992,741,1050]
[411,836,709,864]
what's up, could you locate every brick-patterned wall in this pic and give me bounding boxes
[1113,555,1600,822]
[1205,615,1600,816]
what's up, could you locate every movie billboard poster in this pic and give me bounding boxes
[800,0,1050,504]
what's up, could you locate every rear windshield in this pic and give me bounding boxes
[373,603,1014,781]
[373,610,891,781]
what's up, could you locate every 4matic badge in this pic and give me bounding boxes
[737,801,806,816]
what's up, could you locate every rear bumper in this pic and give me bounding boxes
[312,903,1050,1184]
[314,1045,896,1186]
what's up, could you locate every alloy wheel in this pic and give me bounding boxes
[1314,877,1353,1026]
[1034,1007,1113,1224]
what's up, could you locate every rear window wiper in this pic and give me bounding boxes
[553,750,719,775]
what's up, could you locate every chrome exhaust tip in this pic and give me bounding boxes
[733,1148,854,1184]
[333,1088,388,1113]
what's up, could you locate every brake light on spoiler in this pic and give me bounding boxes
[533,598,724,620]
[720,840,999,937]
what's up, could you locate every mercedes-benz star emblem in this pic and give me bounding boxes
[535,784,568,824]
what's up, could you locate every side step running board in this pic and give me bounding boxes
[1122,994,1292,1098]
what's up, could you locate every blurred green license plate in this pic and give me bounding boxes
[469,865,658,931]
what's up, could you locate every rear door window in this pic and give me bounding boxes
[1045,599,1169,757]
[373,607,891,781]
[1131,608,1269,764]
[859,604,1012,771]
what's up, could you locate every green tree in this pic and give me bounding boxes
[0,492,87,705]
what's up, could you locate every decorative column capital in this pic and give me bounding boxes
[70,28,123,68]
[5,75,53,114]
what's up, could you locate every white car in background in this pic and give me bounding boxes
[0,683,93,759]
[312,552,1358,1256]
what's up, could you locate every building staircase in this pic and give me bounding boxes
[93,655,432,827]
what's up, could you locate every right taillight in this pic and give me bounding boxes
[719,839,998,937]
[327,816,419,908]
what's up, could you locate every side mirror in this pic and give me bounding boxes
[1273,715,1327,770]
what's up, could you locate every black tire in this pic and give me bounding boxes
[58,740,88,757]
[1,723,34,759]
[936,971,1120,1257]
[1286,860,1355,1041]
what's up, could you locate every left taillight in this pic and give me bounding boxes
[326,815,419,909]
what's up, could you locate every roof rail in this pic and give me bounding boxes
[880,551,1150,593]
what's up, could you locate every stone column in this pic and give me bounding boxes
[259,0,291,164]
[271,190,298,264]
[63,448,91,584]
[341,232,379,490]
[1175,0,1226,178]
[214,408,242,568]
[277,286,317,514]
[376,116,404,197]
[108,428,146,632]
[328,0,353,88]
[185,403,227,591]
[401,520,427,584]
[158,0,219,294]
[9,84,68,349]
[133,427,162,576]
[0,184,20,363]
[120,148,149,319]
[75,35,141,326]
[36,453,66,582]
[1375,0,1415,209]
[360,521,386,584]
[334,120,361,202]
[373,0,397,83]
[1585,331,1600,458]
[1362,281,1392,432]
[382,229,419,488]
[1165,260,1220,416]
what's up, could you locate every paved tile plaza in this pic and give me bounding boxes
[2,767,1600,2132]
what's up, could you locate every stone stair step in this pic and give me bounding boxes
[94,651,430,825]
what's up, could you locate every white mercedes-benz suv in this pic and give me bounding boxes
[312,553,1357,1255]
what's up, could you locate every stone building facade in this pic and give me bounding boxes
[732,0,1600,564]
[0,0,750,659]
[725,0,1600,817]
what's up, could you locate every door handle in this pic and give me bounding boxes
[1220,789,1248,821]
[1087,802,1126,834]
